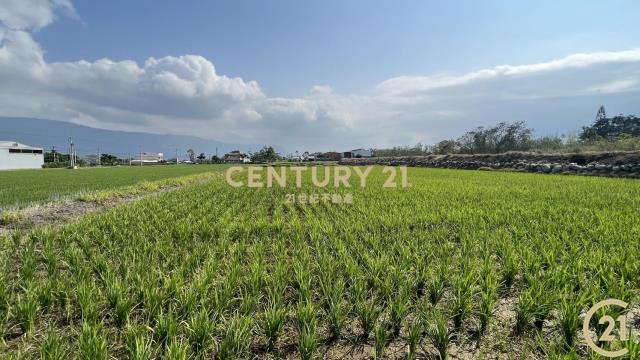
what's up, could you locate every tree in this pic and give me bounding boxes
[197,153,206,163]
[187,149,195,162]
[251,146,278,163]
[580,106,640,141]
[433,140,457,154]
[100,153,120,166]
[373,143,428,157]
[595,105,607,122]
[211,155,221,163]
[456,121,533,153]
[44,152,70,164]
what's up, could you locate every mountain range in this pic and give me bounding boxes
[0,117,261,160]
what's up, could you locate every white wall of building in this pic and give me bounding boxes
[0,142,45,170]
[0,149,44,170]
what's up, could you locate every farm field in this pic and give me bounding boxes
[1,167,639,359]
[0,165,227,210]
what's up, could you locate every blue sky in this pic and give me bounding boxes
[1,0,640,150]
[35,0,640,96]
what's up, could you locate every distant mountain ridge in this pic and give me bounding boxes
[0,117,260,160]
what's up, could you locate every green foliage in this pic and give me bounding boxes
[407,319,422,360]
[163,339,190,360]
[479,262,499,334]
[262,302,286,350]
[426,309,451,360]
[457,121,533,153]
[388,290,410,337]
[251,146,279,163]
[373,143,430,157]
[0,164,226,210]
[559,291,589,348]
[186,308,215,355]
[580,106,640,140]
[376,108,640,154]
[0,210,23,225]
[357,299,381,340]
[15,290,39,334]
[0,167,638,358]
[39,329,66,360]
[218,314,253,359]
[427,266,447,305]
[373,321,388,360]
[451,268,475,330]
[126,326,154,360]
[78,322,107,360]
[298,327,318,360]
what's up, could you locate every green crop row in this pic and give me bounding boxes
[0,165,228,210]
[0,167,638,359]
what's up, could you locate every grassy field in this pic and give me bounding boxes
[0,165,226,210]
[0,167,639,359]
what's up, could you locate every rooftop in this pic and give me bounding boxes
[0,141,43,150]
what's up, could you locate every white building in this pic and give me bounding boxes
[131,152,164,165]
[0,141,44,170]
[302,151,316,161]
[351,148,373,158]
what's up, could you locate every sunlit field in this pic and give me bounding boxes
[1,167,639,359]
[0,165,226,210]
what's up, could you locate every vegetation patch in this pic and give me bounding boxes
[0,210,23,226]
[0,164,228,210]
[0,167,638,358]
[77,171,221,204]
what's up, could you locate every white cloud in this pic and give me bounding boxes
[0,0,639,151]
[44,55,264,119]
[376,49,640,98]
[0,0,76,30]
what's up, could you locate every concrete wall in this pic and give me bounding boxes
[0,149,44,170]
[340,151,640,178]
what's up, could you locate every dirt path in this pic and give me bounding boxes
[0,173,220,236]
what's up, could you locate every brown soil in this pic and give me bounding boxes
[0,185,182,236]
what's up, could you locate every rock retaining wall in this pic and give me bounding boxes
[339,151,640,178]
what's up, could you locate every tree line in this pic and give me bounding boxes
[375,106,640,156]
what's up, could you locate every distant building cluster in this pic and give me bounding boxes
[221,148,373,163]
[0,140,374,170]
[285,148,373,162]
[223,150,251,163]
[131,152,164,165]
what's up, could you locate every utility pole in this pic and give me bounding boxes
[175,148,179,165]
[68,137,75,167]
[139,146,143,167]
[51,146,57,163]
[97,147,101,166]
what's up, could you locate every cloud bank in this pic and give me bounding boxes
[1,1,639,151]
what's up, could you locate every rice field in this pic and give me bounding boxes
[1,166,639,359]
[0,165,227,210]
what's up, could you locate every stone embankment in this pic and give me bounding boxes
[340,151,640,178]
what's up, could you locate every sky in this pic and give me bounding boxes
[1,0,640,151]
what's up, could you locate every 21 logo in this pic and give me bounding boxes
[583,299,632,357]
